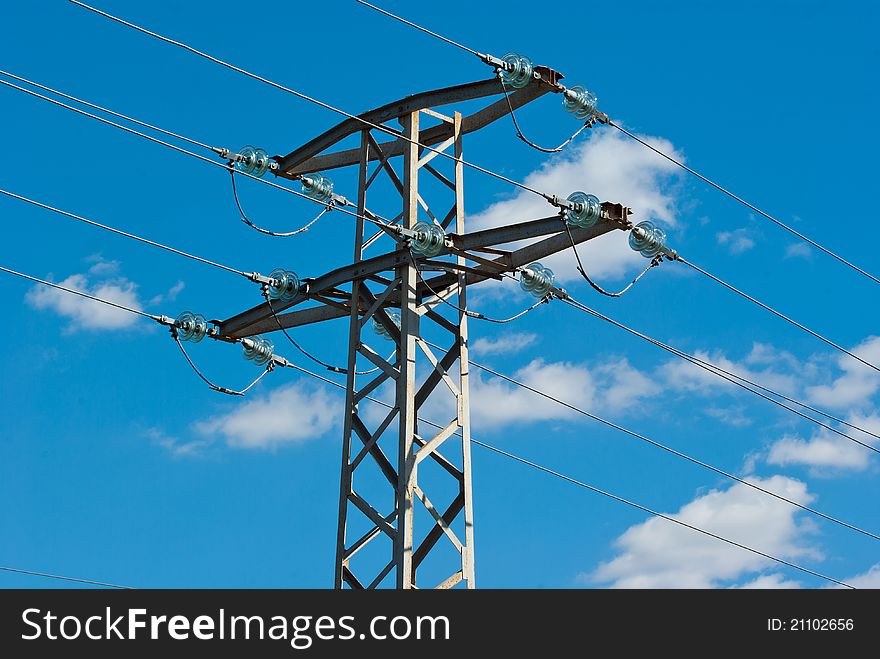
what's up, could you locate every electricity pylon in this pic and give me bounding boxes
[218,68,632,589]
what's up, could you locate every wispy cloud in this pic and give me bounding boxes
[844,563,880,588]
[588,476,818,588]
[471,332,538,356]
[735,573,801,589]
[716,228,755,255]
[785,242,813,260]
[705,405,753,427]
[25,259,144,332]
[193,382,339,449]
[765,412,880,473]
[148,280,186,307]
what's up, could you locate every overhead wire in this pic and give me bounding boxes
[0,188,248,278]
[0,75,393,232]
[559,295,880,452]
[283,359,856,588]
[230,169,332,237]
[423,339,880,541]
[0,264,158,320]
[470,440,854,589]
[563,221,662,297]
[264,294,380,376]
[608,121,880,286]
[498,77,591,153]
[8,0,865,587]
[1,566,132,589]
[0,262,277,396]
[677,256,880,375]
[0,262,862,585]
[350,0,880,287]
[67,1,560,205]
[353,0,482,57]
[171,331,274,396]
[0,67,213,150]
[411,252,549,324]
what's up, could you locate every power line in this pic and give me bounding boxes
[1,261,861,585]
[67,1,556,204]
[0,262,290,396]
[559,295,880,454]
[498,77,591,153]
[0,68,213,151]
[0,188,248,278]
[609,122,880,286]
[1,566,132,589]
[678,256,880,375]
[564,222,662,297]
[283,360,856,589]
[413,253,549,324]
[0,264,157,320]
[231,170,331,237]
[354,1,481,57]
[352,0,880,287]
[469,441,854,589]
[444,344,880,543]
[264,295,379,376]
[0,75,391,231]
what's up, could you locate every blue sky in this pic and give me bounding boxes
[1,0,879,589]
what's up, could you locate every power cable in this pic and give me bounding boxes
[678,256,880,375]
[349,0,880,286]
[609,121,880,286]
[498,77,591,153]
[0,264,158,320]
[470,440,854,589]
[231,169,332,237]
[0,261,862,585]
[0,76,392,232]
[0,188,248,278]
[264,294,380,376]
[171,331,274,396]
[423,339,880,542]
[1,262,278,396]
[0,68,213,150]
[560,295,880,452]
[67,1,561,205]
[563,221,661,297]
[411,252,549,323]
[283,359,856,588]
[1,566,132,589]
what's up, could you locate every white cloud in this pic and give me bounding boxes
[785,243,812,260]
[467,358,595,428]
[705,405,753,427]
[194,382,338,449]
[844,563,880,588]
[86,255,121,276]
[471,332,537,356]
[470,127,684,282]
[765,413,880,472]
[26,270,143,332]
[149,280,186,306]
[589,476,818,588]
[736,573,801,589]
[806,337,880,411]
[662,346,799,397]
[716,228,755,255]
[590,357,662,414]
[145,427,211,457]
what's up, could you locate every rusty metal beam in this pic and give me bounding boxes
[275,69,559,177]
